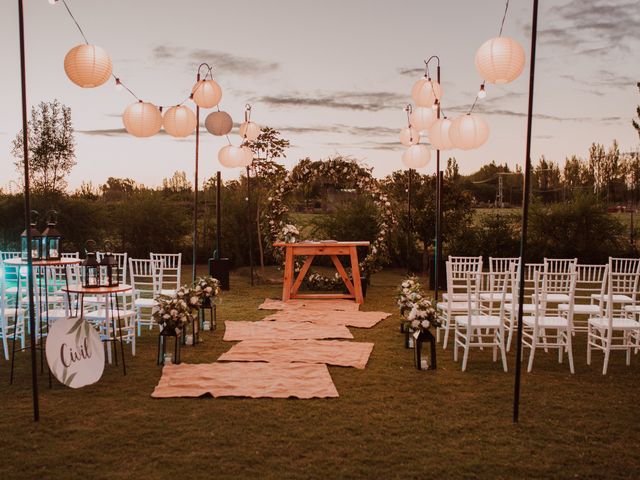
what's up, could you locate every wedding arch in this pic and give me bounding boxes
[262,157,396,287]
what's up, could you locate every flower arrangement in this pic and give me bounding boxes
[397,276,440,332]
[192,276,221,306]
[152,295,195,334]
[281,224,300,243]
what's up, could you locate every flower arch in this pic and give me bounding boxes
[262,157,396,283]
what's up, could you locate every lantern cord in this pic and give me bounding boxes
[499,0,510,37]
[61,0,89,45]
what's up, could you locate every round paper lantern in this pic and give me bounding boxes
[402,144,431,169]
[411,77,443,107]
[239,121,261,141]
[399,127,420,146]
[427,118,454,150]
[122,101,162,138]
[475,37,525,84]
[449,114,490,150]
[192,79,222,108]
[162,105,197,137]
[205,111,233,136]
[64,44,112,88]
[237,146,254,167]
[410,107,437,132]
[218,145,237,168]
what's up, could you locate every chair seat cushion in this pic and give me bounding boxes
[504,303,536,313]
[589,317,640,330]
[590,293,633,303]
[85,308,136,320]
[454,315,502,327]
[523,316,569,328]
[437,301,468,312]
[624,305,640,314]
[558,303,600,315]
[479,293,513,302]
[546,293,570,302]
[134,298,156,308]
[160,288,177,296]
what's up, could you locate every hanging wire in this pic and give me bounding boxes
[498,0,511,37]
[61,0,89,45]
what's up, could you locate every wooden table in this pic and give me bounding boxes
[273,241,370,304]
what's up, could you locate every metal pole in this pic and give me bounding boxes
[192,72,200,284]
[433,63,442,302]
[216,171,221,260]
[514,0,539,424]
[18,0,39,422]
[246,166,254,286]
[407,168,412,274]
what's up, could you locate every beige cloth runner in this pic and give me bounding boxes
[152,362,339,399]
[262,309,391,329]
[258,298,360,312]
[218,339,374,369]
[223,320,354,341]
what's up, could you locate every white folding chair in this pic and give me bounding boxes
[0,264,25,360]
[504,263,543,351]
[558,264,607,333]
[588,268,640,374]
[150,253,182,296]
[129,258,162,335]
[523,270,578,373]
[453,270,509,372]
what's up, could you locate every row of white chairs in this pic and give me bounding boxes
[437,256,640,375]
[0,251,182,360]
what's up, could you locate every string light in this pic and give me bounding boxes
[115,78,123,92]
[478,84,486,99]
[48,0,59,5]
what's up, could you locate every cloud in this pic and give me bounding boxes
[560,71,637,89]
[152,46,279,75]
[77,128,130,137]
[398,67,424,77]
[275,124,400,136]
[255,90,407,112]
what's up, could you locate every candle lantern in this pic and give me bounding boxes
[21,210,42,260]
[82,240,101,288]
[41,210,62,261]
[100,242,120,287]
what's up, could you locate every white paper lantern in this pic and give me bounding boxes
[162,105,197,137]
[402,144,431,169]
[239,121,261,141]
[475,37,525,84]
[410,107,437,132]
[218,145,237,168]
[205,111,233,136]
[192,79,222,108]
[449,114,490,150]
[64,44,112,88]
[122,101,162,138]
[427,118,454,150]
[399,127,420,146]
[411,77,443,107]
[237,146,254,167]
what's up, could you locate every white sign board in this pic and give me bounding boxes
[46,317,105,388]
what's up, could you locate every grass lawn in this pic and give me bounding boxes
[1,267,639,479]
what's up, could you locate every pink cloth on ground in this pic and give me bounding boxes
[262,309,391,329]
[151,362,339,399]
[218,339,374,369]
[223,320,353,341]
[258,298,360,312]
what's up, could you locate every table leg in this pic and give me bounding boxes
[282,247,294,302]
[115,293,126,375]
[290,255,315,297]
[105,295,113,365]
[330,255,355,297]
[349,247,364,304]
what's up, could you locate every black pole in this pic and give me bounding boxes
[246,165,254,286]
[18,0,39,422]
[514,0,539,424]
[433,63,442,302]
[215,171,221,260]
[407,168,412,274]
[192,73,200,284]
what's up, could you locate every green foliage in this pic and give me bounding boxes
[11,99,76,195]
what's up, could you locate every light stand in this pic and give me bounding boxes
[513,0,539,423]
[17,0,40,422]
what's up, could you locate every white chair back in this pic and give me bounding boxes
[608,257,640,274]
[544,257,577,274]
[574,264,608,304]
[465,271,509,324]
[0,252,21,262]
[61,252,80,259]
[603,269,640,323]
[128,258,162,299]
[533,270,577,320]
[150,253,182,292]
[97,252,128,285]
[489,257,520,274]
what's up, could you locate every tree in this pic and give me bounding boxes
[243,127,290,278]
[633,82,640,138]
[162,170,192,193]
[588,143,606,196]
[12,99,76,195]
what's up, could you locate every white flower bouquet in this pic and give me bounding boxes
[281,224,300,243]
[152,295,195,334]
[192,276,221,307]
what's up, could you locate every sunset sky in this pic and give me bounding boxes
[1,0,639,191]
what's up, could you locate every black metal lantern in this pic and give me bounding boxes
[82,240,101,288]
[41,210,62,261]
[21,210,42,261]
[100,242,120,287]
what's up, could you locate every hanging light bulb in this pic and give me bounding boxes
[48,0,59,5]
[115,78,123,92]
[411,77,443,107]
[431,99,439,111]
[478,84,486,99]
[399,127,420,146]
